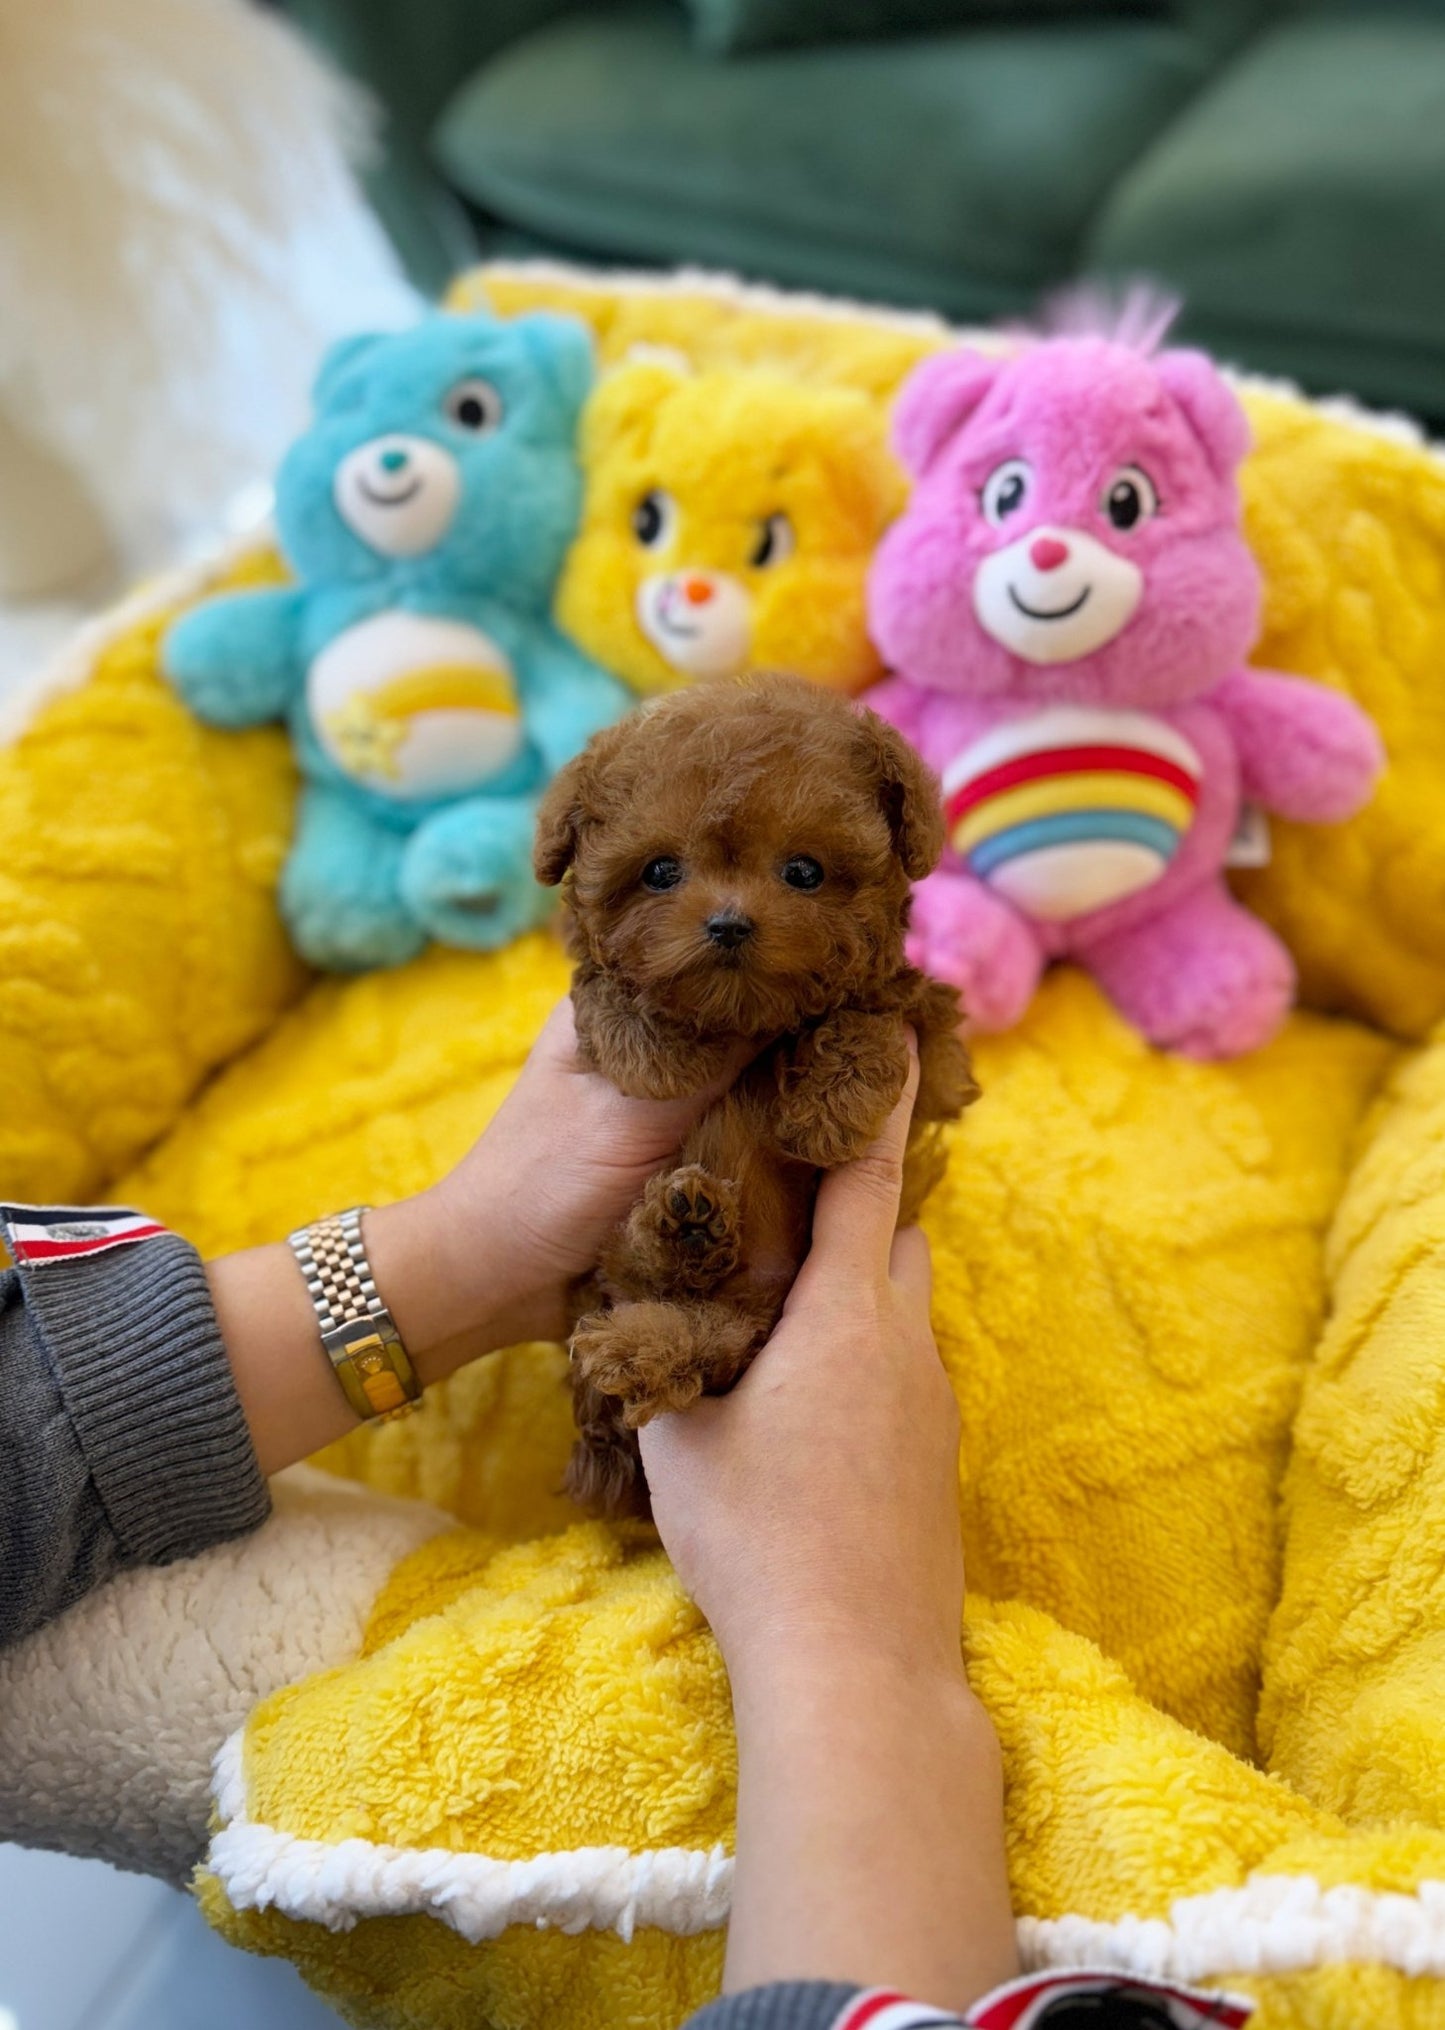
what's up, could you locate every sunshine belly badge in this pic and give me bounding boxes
[162,312,628,971]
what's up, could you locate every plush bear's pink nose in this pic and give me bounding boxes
[1029,536,1069,572]
[682,576,715,606]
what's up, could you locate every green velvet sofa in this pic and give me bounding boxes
[281,0,1445,420]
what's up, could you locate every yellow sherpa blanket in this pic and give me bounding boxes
[6,265,1445,2030]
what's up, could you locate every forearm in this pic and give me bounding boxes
[206,1186,544,1477]
[1,1229,269,1650]
[723,1643,1017,2012]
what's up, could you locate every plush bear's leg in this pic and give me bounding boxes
[570,1299,765,1428]
[400,793,552,952]
[907,868,1044,1031]
[1081,881,1295,1059]
[281,784,424,971]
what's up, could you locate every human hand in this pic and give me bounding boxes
[639,1039,967,1684]
[377,998,742,1363]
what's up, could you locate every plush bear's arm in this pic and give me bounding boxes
[521,627,631,776]
[162,587,308,728]
[1213,666,1384,824]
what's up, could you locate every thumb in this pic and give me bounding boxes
[805,1032,919,1284]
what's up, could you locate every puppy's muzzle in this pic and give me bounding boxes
[704,911,755,953]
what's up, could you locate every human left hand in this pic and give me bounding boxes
[375,998,742,1362]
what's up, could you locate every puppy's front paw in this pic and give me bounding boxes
[771,1016,906,1168]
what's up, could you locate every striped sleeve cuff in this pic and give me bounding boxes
[20,1229,271,1568]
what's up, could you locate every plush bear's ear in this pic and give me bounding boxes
[311,331,392,410]
[533,719,632,885]
[580,358,690,463]
[1155,348,1252,482]
[891,347,1001,478]
[854,707,944,881]
[519,312,597,427]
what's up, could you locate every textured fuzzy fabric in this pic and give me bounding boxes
[0,1467,448,1884]
[7,264,1445,2030]
[162,312,628,971]
[555,358,902,695]
[867,334,1384,1057]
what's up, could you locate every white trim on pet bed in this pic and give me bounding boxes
[208,1729,734,1945]
[210,1727,1445,1978]
[1020,1876,1445,1983]
[0,527,274,748]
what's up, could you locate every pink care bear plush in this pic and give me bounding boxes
[867,327,1384,1058]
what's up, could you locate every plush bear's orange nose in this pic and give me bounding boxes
[682,577,714,605]
[1029,536,1069,571]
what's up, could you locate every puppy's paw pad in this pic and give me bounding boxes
[650,1166,739,1256]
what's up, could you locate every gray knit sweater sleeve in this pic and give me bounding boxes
[684,1985,868,2030]
[0,1230,271,1649]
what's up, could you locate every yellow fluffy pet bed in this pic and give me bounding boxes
[5,265,1445,2030]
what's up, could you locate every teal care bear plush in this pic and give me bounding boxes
[163,312,629,970]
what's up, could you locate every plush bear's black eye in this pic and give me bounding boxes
[632,489,676,548]
[642,856,684,891]
[980,459,1031,526]
[444,377,503,433]
[781,855,824,891]
[750,512,795,568]
[1103,464,1159,530]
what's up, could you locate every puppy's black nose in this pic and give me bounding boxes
[705,911,755,951]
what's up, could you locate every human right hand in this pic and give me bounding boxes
[640,1044,1016,2008]
[639,1038,967,1682]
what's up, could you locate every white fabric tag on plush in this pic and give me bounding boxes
[0,1202,170,1269]
[1225,801,1272,869]
[964,1968,1255,2027]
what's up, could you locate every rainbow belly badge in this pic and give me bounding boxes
[942,707,1203,923]
[307,612,525,802]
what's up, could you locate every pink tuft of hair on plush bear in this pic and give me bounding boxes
[866,303,1384,1059]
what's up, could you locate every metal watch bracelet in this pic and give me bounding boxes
[287,1207,422,1423]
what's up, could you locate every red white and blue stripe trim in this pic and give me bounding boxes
[1,1203,170,1268]
[827,1973,1253,2030]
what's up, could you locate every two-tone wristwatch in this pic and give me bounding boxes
[287,1207,422,1423]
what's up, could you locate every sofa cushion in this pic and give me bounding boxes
[435,3,1211,317]
[1088,16,1445,418]
[684,0,1162,59]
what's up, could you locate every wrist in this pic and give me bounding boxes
[362,1190,525,1384]
[724,1618,978,1720]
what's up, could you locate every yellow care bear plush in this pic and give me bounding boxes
[554,355,902,696]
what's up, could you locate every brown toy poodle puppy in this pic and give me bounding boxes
[534,673,976,1517]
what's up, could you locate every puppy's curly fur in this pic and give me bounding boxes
[535,674,977,1517]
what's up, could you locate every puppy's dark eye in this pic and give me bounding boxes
[780,855,824,891]
[641,855,684,892]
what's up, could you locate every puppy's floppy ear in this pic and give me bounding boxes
[854,707,944,881]
[534,757,586,885]
[533,717,632,885]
